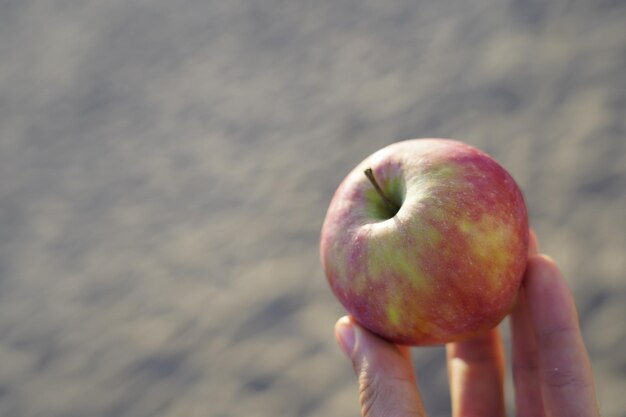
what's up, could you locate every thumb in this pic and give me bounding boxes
[335,316,427,417]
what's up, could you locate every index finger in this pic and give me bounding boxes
[524,255,599,416]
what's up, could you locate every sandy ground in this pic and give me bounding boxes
[0,1,624,416]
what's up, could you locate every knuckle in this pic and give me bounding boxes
[357,368,421,417]
[359,369,381,417]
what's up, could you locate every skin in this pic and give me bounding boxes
[321,139,528,345]
[334,231,600,417]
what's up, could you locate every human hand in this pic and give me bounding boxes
[334,232,599,416]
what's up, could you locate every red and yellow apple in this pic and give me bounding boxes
[320,139,529,345]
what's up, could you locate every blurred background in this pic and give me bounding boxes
[0,0,624,416]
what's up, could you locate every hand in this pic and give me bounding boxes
[334,232,599,417]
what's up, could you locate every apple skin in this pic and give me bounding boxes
[320,139,529,345]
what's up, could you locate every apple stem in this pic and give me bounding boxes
[364,168,400,214]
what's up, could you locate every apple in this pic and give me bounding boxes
[320,139,528,345]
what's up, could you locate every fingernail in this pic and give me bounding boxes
[335,316,356,357]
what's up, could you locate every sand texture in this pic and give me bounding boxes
[0,1,625,416]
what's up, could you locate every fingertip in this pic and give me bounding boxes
[344,318,416,381]
[528,229,540,256]
[535,253,558,269]
[335,316,356,357]
[524,254,567,296]
[524,254,581,342]
[339,320,425,416]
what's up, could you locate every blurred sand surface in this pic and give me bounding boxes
[0,1,625,416]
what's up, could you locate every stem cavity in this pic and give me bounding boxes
[364,168,400,215]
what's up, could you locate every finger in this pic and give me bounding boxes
[335,316,427,417]
[524,256,599,417]
[509,232,545,417]
[528,229,539,256]
[510,285,546,417]
[446,328,506,417]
